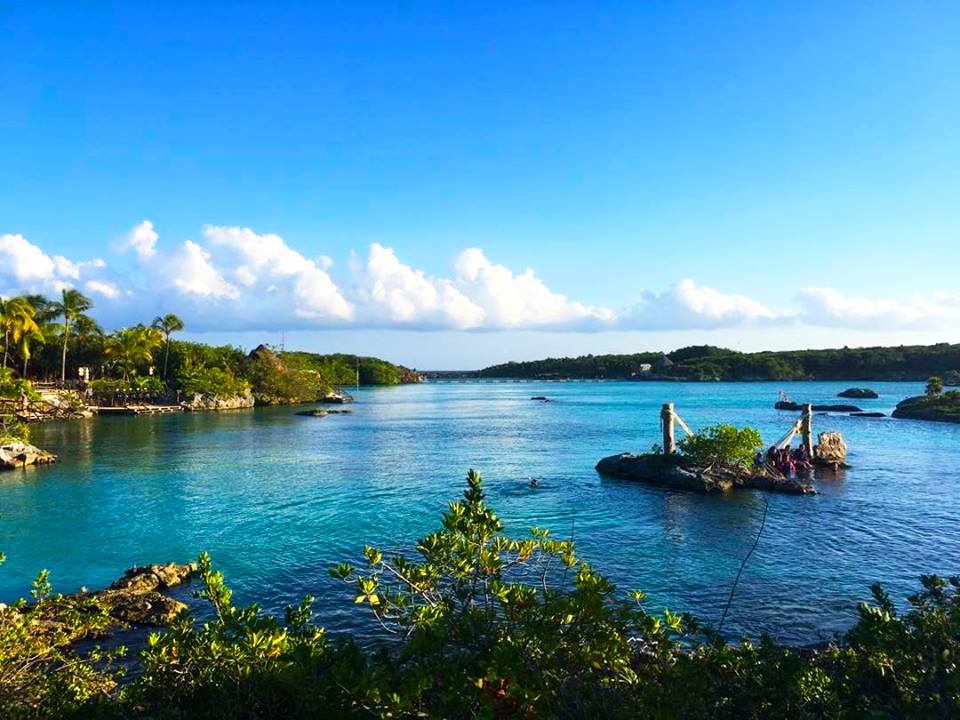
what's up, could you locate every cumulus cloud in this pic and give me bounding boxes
[6,222,959,337]
[452,248,615,329]
[798,287,960,330]
[124,220,158,259]
[619,279,776,330]
[0,232,117,299]
[351,243,484,328]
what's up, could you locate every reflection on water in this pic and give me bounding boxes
[1,380,958,644]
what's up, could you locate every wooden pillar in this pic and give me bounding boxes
[661,402,676,454]
[801,404,814,458]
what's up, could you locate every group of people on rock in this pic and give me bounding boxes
[754,444,812,477]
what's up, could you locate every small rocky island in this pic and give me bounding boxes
[596,452,816,495]
[892,391,960,424]
[838,387,879,399]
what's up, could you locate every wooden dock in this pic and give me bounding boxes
[94,405,184,416]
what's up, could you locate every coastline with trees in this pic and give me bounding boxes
[0,292,422,450]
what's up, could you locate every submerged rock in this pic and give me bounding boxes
[838,387,879,399]
[297,408,328,417]
[595,453,815,495]
[0,441,57,470]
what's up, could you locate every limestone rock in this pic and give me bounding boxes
[0,441,57,470]
[814,432,847,464]
[182,391,255,411]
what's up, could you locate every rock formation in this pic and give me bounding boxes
[0,441,57,470]
[838,388,879,399]
[182,391,255,411]
[595,453,815,495]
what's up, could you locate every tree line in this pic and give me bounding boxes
[478,344,960,381]
[0,291,416,408]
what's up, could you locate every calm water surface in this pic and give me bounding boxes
[3,381,958,644]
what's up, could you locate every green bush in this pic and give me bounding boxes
[678,423,763,469]
[1,471,958,719]
[177,366,249,398]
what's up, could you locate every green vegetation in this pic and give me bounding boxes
[479,343,960,382]
[927,375,945,396]
[892,389,960,424]
[0,294,416,410]
[2,471,958,719]
[677,424,763,469]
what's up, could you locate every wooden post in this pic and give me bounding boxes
[661,402,676,454]
[801,404,814,458]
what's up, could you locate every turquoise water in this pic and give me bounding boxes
[2,381,958,644]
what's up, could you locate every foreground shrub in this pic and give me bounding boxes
[1,471,957,718]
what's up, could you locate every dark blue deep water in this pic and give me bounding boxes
[2,381,958,644]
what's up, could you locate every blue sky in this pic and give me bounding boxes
[2,1,959,368]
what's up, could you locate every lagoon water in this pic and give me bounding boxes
[2,381,958,644]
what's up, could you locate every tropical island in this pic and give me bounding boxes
[470,343,960,382]
[892,376,960,424]
[0,291,420,430]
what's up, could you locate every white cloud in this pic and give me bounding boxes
[1,233,116,303]
[0,233,57,283]
[452,248,615,329]
[798,287,960,330]
[124,220,158,259]
[6,223,960,340]
[84,279,120,299]
[619,279,776,330]
[352,243,485,328]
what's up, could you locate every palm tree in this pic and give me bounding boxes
[104,324,164,380]
[152,313,185,381]
[47,289,94,382]
[0,296,44,376]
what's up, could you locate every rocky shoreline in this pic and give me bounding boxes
[595,453,816,495]
[0,441,58,470]
[5,562,196,651]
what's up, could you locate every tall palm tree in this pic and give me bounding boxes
[47,288,94,382]
[152,313,185,380]
[0,296,44,375]
[104,324,164,380]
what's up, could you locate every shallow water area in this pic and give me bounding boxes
[2,380,958,644]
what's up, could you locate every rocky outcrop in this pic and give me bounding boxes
[182,391,255,411]
[838,388,879,399]
[892,393,960,424]
[319,392,353,404]
[18,562,197,649]
[595,453,815,495]
[850,411,885,418]
[297,408,328,417]
[0,441,57,470]
[775,401,861,412]
[814,432,848,466]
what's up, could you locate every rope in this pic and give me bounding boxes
[674,412,694,438]
[773,419,802,449]
[718,495,769,635]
